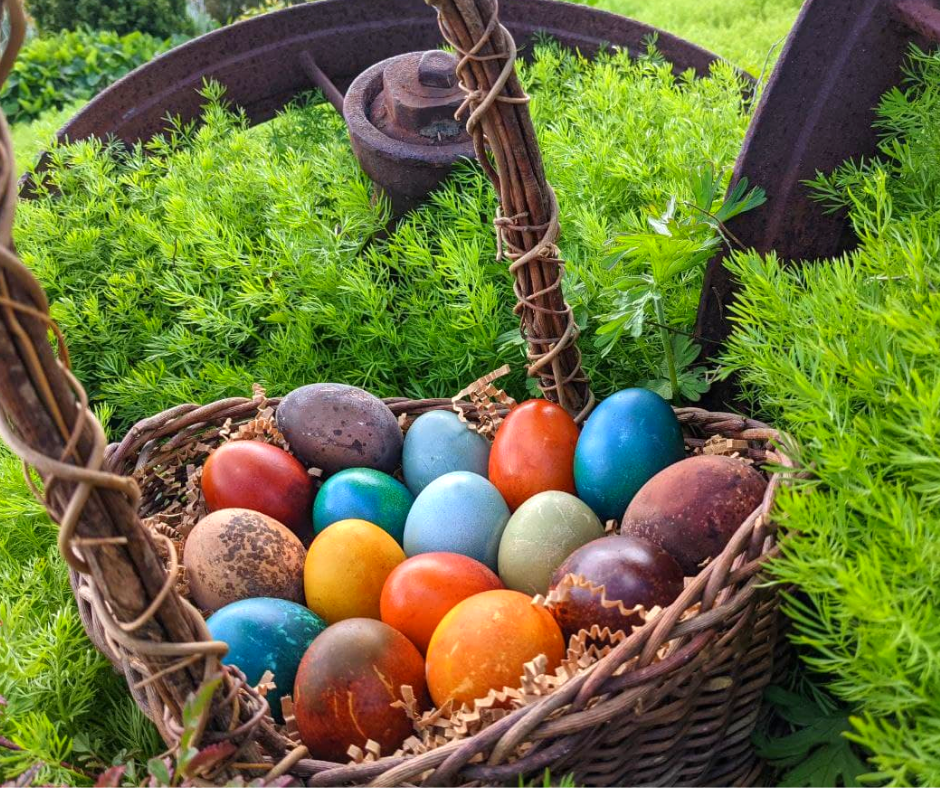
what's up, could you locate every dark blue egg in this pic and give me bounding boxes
[313,468,414,543]
[574,388,685,523]
[403,471,510,571]
[402,410,491,495]
[207,597,326,722]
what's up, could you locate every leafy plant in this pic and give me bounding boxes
[26,0,191,39]
[0,28,174,124]
[722,44,940,787]
[596,165,764,402]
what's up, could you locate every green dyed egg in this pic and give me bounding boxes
[206,597,326,722]
[497,491,605,595]
[313,468,414,543]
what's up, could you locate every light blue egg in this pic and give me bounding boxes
[207,597,326,722]
[402,410,491,495]
[574,388,685,523]
[403,471,510,571]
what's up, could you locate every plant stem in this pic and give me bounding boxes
[654,295,681,404]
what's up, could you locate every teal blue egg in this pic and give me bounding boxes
[403,471,510,571]
[574,388,685,523]
[313,468,414,543]
[207,597,326,722]
[402,411,491,495]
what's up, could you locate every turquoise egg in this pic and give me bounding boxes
[402,411,491,495]
[403,471,510,571]
[574,388,685,523]
[207,597,326,722]
[313,468,414,543]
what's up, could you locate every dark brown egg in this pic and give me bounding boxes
[293,618,428,762]
[276,383,403,475]
[548,535,684,641]
[183,509,306,613]
[621,455,767,575]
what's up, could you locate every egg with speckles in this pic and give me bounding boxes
[313,468,414,543]
[574,388,686,523]
[184,509,306,613]
[497,491,605,595]
[403,471,510,571]
[293,618,428,761]
[276,383,403,475]
[304,519,406,623]
[622,455,768,574]
[402,410,491,495]
[207,598,326,722]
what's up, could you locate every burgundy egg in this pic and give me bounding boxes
[548,535,683,641]
[621,455,767,575]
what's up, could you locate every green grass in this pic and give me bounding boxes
[9,100,88,175]
[721,45,940,787]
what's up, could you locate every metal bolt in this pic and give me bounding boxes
[417,50,458,89]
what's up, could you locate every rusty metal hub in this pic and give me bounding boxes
[345,50,474,215]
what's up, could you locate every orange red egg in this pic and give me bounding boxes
[425,589,565,707]
[488,399,580,511]
[380,552,503,654]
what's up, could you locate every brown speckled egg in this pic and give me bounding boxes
[276,383,403,475]
[183,509,306,613]
[621,455,767,575]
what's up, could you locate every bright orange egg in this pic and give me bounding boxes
[488,400,580,511]
[425,589,565,707]
[380,552,503,654]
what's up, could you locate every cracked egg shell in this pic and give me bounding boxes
[548,535,683,641]
[276,383,403,476]
[621,454,768,575]
[293,618,428,762]
[184,509,306,613]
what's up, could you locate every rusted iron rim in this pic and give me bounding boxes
[52,0,735,150]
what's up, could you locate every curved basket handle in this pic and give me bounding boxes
[427,0,594,421]
[0,0,274,767]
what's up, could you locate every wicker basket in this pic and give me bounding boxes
[0,0,795,784]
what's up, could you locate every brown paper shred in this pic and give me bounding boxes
[538,572,657,622]
[347,739,383,764]
[450,365,517,439]
[604,518,618,535]
[280,696,301,744]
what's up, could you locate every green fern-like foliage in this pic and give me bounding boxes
[721,46,940,787]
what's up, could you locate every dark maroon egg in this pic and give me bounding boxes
[548,535,683,641]
[621,455,767,575]
[293,618,428,762]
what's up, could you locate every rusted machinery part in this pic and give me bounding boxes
[49,0,728,152]
[345,51,475,216]
[696,0,940,409]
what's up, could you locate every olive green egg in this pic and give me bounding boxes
[497,491,605,595]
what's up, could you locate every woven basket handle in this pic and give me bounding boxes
[0,0,278,764]
[427,0,595,422]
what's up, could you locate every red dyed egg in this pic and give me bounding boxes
[202,440,314,542]
[548,535,683,641]
[488,400,580,511]
[380,553,504,654]
[293,619,428,762]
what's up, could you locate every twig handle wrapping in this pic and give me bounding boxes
[427,0,594,421]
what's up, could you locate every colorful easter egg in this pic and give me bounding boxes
[304,519,405,623]
[380,553,503,653]
[548,535,684,641]
[312,468,414,543]
[201,440,315,543]
[293,618,428,761]
[574,388,685,523]
[489,400,580,511]
[622,455,767,574]
[497,491,605,595]
[184,509,305,613]
[207,597,325,722]
[426,590,564,707]
[403,471,510,571]
[402,410,491,495]
[276,383,403,475]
